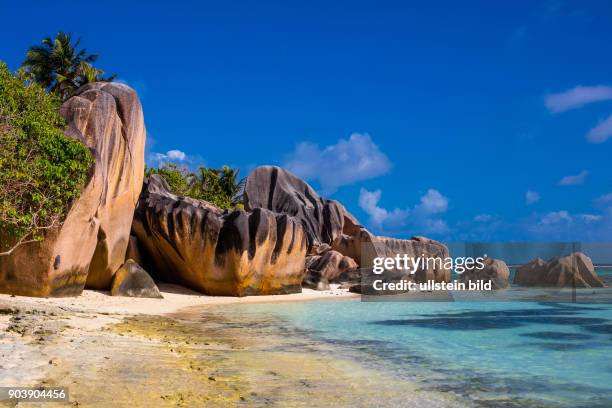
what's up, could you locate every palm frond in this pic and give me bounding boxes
[20,32,117,100]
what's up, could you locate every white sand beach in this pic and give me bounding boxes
[0,283,357,317]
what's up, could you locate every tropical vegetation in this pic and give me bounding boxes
[145,163,245,210]
[0,62,93,255]
[21,32,116,101]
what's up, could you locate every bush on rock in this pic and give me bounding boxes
[0,62,92,255]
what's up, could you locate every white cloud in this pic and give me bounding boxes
[416,189,448,214]
[558,170,589,186]
[586,114,612,143]
[283,133,391,194]
[539,210,572,225]
[358,189,389,227]
[594,192,612,208]
[356,189,612,241]
[474,214,493,222]
[545,85,612,113]
[456,214,505,241]
[525,190,540,205]
[578,214,602,223]
[358,188,449,236]
[166,150,186,161]
[358,189,408,229]
[147,149,193,167]
[524,209,606,240]
[442,193,612,241]
[418,219,450,235]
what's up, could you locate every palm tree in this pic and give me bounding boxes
[218,166,246,205]
[187,166,245,208]
[21,32,116,100]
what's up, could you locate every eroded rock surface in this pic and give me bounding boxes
[333,231,451,284]
[304,250,358,290]
[132,176,308,296]
[0,83,146,297]
[244,166,356,251]
[458,257,509,290]
[125,235,143,266]
[514,252,606,288]
[111,260,162,298]
[244,166,450,286]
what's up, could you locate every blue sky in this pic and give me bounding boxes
[3,0,612,242]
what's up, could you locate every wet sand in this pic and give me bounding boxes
[0,285,462,407]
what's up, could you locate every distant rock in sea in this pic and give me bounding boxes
[0,83,146,297]
[513,252,606,288]
[458,257,509,290]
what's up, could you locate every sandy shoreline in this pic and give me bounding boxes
[0,283,359,315]
[0,283,358,317]
[0,286,462,407]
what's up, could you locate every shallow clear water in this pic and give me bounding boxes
[225,297,612,408]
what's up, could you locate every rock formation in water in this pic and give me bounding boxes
[132,175,308,296]
[513,252,606,288]
[458,257,509,289]
[111,259,163,298]
[0,83,146,297]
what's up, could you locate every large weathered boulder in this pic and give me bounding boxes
[513,257,547,286]
[333,231,451,284]
[132,175,308,296]
[458,257,509,289]
[0,83,146,297]
[303,250,358,290]
[244,166,450,285]
[244,166,357,252]
[514,252,606,288]
[111,260,163,298]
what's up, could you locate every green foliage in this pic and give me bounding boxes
[145,163,192,197]
[21,32,116,101]
[146,164,245,210]
[0,62,93,254]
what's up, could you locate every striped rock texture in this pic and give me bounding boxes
[244,166,451,285]
[244,166,358,252]
[132,175,307,296]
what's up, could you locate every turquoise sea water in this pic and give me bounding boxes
[223,290,612,407]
